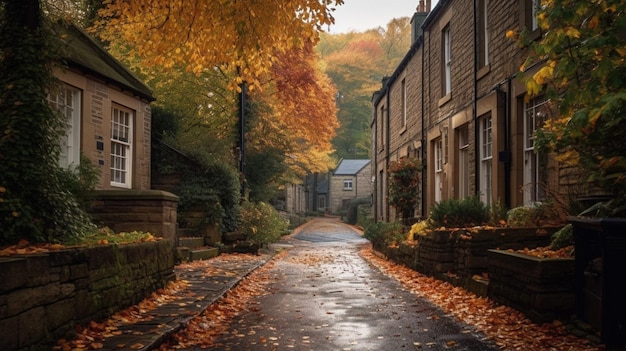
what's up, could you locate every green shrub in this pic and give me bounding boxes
[346,197,371,225]
[357,204,374,229]
[507,201,567,228]
[285,213,309,230]
[489,201,508,226]
[59,154,101,209]
[363,221,405,246]
[506,207,534,227]
[429,196,489,228]
[239,201,288,245]
[550,224,574,250]
[175,162,241,233]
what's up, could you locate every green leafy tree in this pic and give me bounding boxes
[0,0,92,244]
[388,157,421,224]
[521,0,626,213]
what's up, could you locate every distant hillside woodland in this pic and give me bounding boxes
[318,17,412,160]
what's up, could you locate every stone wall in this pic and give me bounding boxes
[0,240,175,350]
[88,190,178,245]
[488,250,575,324]
[373,226,575,323]
[382,227,557,278]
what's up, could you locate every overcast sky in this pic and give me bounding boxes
[327,0,439,34]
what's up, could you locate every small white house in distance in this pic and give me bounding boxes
[328,159,372,215]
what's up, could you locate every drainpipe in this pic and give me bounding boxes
[421,32,427,218]
[372,107,378,222]
[473,0,480,197]
[502,79,512,208]
[385,91,391,222]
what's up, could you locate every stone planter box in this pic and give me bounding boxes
[488,249,575,324]
[372,226,561,300]
[414,227,557,277]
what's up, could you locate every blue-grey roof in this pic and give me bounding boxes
[334,159,370,176]
[316,179,328,193]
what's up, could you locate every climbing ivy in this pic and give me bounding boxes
[0,1,93,244]
[388,157,422,223]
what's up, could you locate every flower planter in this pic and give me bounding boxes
[488,249,575,324]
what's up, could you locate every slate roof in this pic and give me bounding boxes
[334,159,371,176]
[59,24,155,101]
[316,179,328,194]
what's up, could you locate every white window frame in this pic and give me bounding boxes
[49,83,81,169]
[401,78,407,128]
[480,116,493,205]
[479,0,489,67]
[443,25,452,95]
[531,0,540,30]
[523,96,548,206]
[110,105,133,188]
[343,179,353,191]
[458,125,470,198]
[435,139,443,202]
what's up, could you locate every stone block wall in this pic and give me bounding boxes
[373,226,574,323]
[88,190,179,245]
[0,240,175,350]
[488,249,575,323]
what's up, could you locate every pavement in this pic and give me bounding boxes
[86,250,276,351]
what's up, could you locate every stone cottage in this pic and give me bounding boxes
[53,24,177,241]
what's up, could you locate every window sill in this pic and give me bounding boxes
[438,93,451,107]
[477,64,490,80]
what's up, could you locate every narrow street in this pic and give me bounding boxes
[197,218,499,351]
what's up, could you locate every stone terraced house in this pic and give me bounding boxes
[372,0,572,222]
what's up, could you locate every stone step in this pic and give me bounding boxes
[178,228,200,237]
[190,247,219,261]
[178,237,205,249]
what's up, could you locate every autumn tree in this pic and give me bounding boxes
[43,0,103,26]
[93,0,343,90]
[319,18,411,160]
[0,0,93,244]
[521,0,626,213]
[93,0,342,204]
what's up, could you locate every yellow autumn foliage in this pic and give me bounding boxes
[92,0,344,90]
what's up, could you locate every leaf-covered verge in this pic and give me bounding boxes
[0,229,159,257]
[360,247,601,351]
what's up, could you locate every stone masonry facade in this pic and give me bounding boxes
[372,0,572,222]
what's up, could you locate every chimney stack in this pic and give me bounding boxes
[411,0,430,43]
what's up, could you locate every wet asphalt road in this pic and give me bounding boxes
[207,218,499,351]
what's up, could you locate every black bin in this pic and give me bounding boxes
[571,218,626,349]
